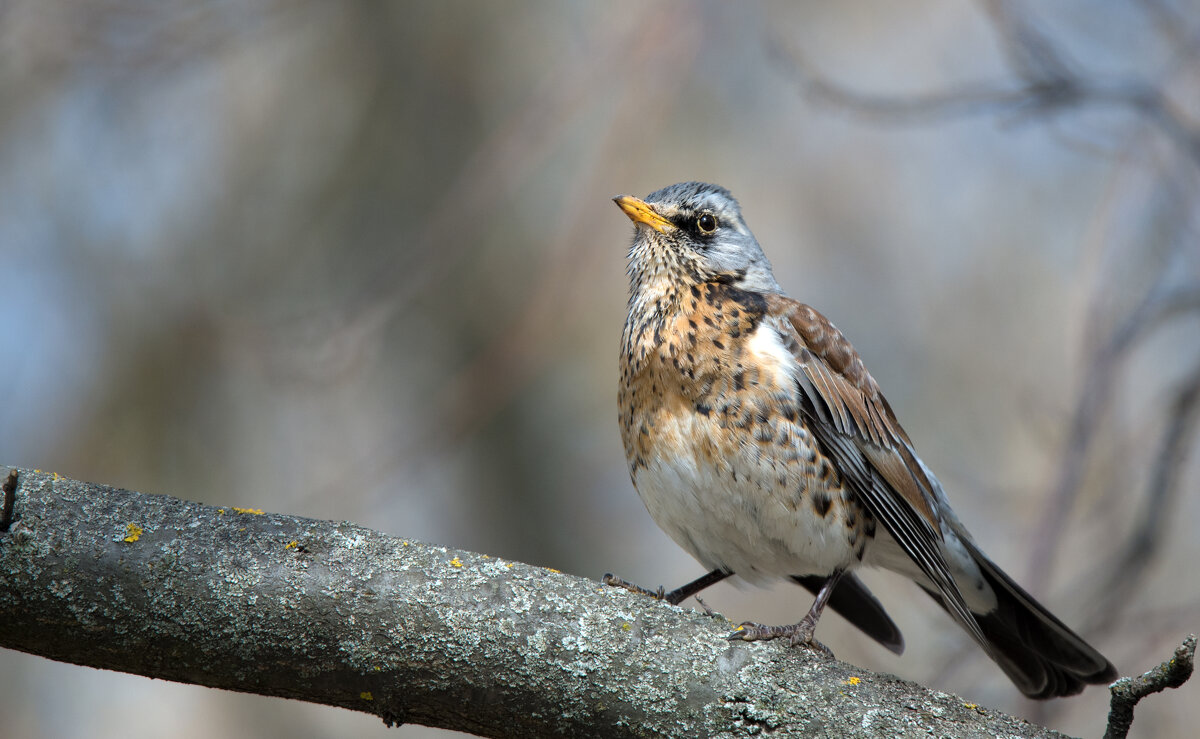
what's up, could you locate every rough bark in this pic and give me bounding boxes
[0,467,1070,738]
[1104,634,1195,739]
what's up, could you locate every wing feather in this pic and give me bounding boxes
[767,295,990,650]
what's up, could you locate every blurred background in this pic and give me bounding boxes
[2,1,1198,736]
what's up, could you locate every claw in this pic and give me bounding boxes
[725,618,834,657]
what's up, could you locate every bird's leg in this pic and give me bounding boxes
[662,569,732,605]
[729,569,845,655]
[602,569,731,606]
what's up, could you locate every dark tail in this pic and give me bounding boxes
[791,572,905,655]
[922,539,1117,699]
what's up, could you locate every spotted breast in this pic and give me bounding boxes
[619,279,873,583]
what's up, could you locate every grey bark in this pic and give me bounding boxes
[0,467,1069,738]
[1104,635,1195,739]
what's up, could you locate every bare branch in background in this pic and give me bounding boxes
[769,2,1200,167]
[1030,284,1200,594]
[1087,364,1200,633]
[1136,0,1197,52]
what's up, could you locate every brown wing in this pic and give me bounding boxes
[766,294,989,648]
[769,296,938,520]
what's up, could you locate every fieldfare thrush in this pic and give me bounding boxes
[605,181,1117,699]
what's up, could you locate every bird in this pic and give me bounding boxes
[604,181,1117,699]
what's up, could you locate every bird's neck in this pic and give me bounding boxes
[622,277,686,372]
[622,275,770,376]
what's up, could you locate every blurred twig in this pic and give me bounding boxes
[1136,0,1200,58]
[770,1,1200,168]
[1028,282,1200,594]
[1087,362,1200,634]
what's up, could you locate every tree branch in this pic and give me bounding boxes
[1104,634,1196,739]
[0,467,1081,737]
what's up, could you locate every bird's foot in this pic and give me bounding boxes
[728,615,833,657]
[602,573,667,600]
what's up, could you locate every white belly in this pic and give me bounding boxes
[633,412,861,584]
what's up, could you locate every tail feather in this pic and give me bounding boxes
[791,572,905,655]
[924,539,1117,699]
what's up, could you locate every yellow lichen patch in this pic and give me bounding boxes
[360,691,374,701]
[505,563,514,568]
[231,507,264,515]
[842,677,861,686]
[545,567,561,574]
[123,524,144,543]
[52,472,60,481]
[285,541,298,550]
[402,540,410,546]
[621,622,632,632]
[450,557,463,568]
[218,508,226,515]
[963,703,978,710]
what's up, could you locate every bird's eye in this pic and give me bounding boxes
[696,213,718,234]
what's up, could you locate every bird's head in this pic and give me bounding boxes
[614,182,780,299]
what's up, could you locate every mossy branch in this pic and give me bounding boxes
[1103,634,1195,739]
[0,467,1097,737]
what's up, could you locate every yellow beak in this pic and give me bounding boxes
[614,195,674,234]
